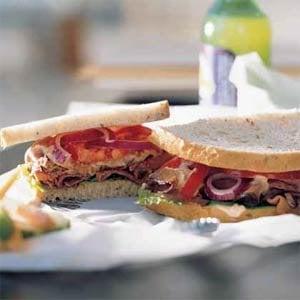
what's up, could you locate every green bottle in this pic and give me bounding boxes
[199,0,271,106]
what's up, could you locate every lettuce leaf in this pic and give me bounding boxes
[137,188,182,206]
[20,164,45,193]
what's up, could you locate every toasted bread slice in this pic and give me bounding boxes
[146,200,300,223]
[0,100,169,148]
[42,180,139,203]
[150,110,300,173]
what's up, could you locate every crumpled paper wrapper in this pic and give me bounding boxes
[1,192,300,271]
[230,52,300,113]
[1,106,300,271]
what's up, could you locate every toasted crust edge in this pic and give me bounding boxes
[145,201,300,223]
[0,100,169,148]
[150,125,300,173]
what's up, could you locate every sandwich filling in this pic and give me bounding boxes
[24,125,300,211]
[138,156,300,210]
[25,125,172,189]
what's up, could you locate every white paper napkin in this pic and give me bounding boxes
[230,52,300,113]
[1,194,300,271]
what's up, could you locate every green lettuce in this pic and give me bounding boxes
[20,164,45,193]
[137,188,182,206]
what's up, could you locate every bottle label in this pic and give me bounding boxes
[199,45,237,106]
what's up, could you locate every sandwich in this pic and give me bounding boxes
[1,102,299,224]
[137,110,300,222]
[0,101,170,203]
[0,101,169,250]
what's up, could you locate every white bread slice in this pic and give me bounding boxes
[42,180,139,203]
[146,199,300,223]
[0,100,169,148]
[150,110,300,173]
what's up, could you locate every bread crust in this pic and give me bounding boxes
[150,110,300,173]
[146,200,300,223]
[0,101,169,148]
[41,180,139,203]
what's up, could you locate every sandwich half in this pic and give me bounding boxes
[137,110,300,222]
[0,101,170,202]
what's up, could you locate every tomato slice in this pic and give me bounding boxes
[160,157,182,169]
[180,164,209,201]
[57,126,154,160]
[58,129,108,160]
[63,143,79,160]
[85,139,158,151]
[114,125,152,140]
[60,128,115,146]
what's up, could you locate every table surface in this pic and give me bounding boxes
[0,71,300,300]
[1,243,299,300]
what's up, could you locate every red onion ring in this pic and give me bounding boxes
[205,173,247,201]
[52,134,72,164]
[24,145,44,163]
[47,126,155,165]
[50,128,115,164]
[96,128,115,142]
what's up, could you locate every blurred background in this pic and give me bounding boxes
[0,0,300,127]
